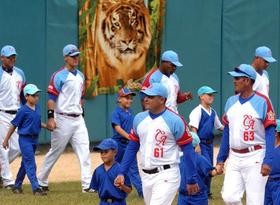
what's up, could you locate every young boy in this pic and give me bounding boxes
[90,138,132,205]
[264,119,280,205]
[2,84,47,196]
[188,86,224,197]
[111,88,143,197]
[178,132,218,205]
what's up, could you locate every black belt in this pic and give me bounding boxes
[268,177,280,182]
[200,139,213,145]
[101,198,124,203]
[142,165,171,174]
[0,110,17,115]
[57,112,80,118]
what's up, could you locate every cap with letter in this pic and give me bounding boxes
[1,45,17,57]
[140,83,168,99]
[228,64,256,80]
[161,50,183,67]
[23,84,41,96]
[93,138,118,151]
[118,88,136,97]
[255,46,276,63]
[63,44,80,57]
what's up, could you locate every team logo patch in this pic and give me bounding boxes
[155,129,167,146]
[267,111,275,121]
[243,114,255,130]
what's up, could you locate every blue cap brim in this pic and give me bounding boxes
[263,56,277,63]
[199,90,217,96]
[25,89,41,96]
[93,145,116,151]
[140,89,158,97]
[228,71,250,78]
[69,51,80,56]
[172,61,183,67]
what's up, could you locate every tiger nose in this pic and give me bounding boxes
[121,39,132,45]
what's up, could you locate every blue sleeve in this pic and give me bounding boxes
[217,124,230,163]
[89,170,98,190]
[124,173,132,187]
[20,90,26,105]
[11,109,25,128]
[262,125,276,167]
[48,93,58,102]
[198,155,214,178]
[181,143,198,184]
[120,141,140,175]
[111,110,121,127]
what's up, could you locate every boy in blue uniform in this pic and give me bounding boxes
[188,86,223,196]
[178,132,218,205]
[2,84,47,195]
[264,119,280,205]
[111,88,143,197]
[90,138,132,205]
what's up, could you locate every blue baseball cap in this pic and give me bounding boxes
[118,88,136,97]
[228,64,256,80]
[140,83,168,99]
[63,44,80,56]
[255,46,276,63]
[276,119,280,133]
[23,84,41,96]
[1,45,17,57]
[190,131,200,148]
[197,86,217,97]
[93,138,118,151]
[161,50,183,67]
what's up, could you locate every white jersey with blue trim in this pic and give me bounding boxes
[253,70,269,97]
[129,109,192,169]
[48,67,84,114]
[222,92,275,150]
[0,66,26,110]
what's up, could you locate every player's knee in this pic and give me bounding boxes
[222,192,242,205]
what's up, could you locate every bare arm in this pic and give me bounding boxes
[2,125,16,149]
[118,184,132,194]
[190,127,201,153]
[114,125,130,140]
[47,99,56,131]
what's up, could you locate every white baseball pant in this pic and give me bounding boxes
[38,114,92,189]
[0,112,21,186]
[140,165,180,205]
[221,149,268,205]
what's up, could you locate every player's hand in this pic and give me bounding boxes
[195,144,201,154]
[2,139,9,149]
[183,92,193,101]
[261,164,271,176]
[215,163,224,175]
[186,183,200,195]
[47,118,56,131]
[114,175,124,187]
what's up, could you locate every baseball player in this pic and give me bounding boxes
[2,84,47,196]
[251,46,277,97]
[141,50,192,113]
[264,119,280,205]
[112,88,143,197]
[178,131,218,205]
[91,138,132,205]
[216,64,276,205]
[0,45,26,189]
[38,44,92,192]
[114,83,199,205]
[188,86,223,197]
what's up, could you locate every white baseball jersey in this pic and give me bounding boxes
[48,67,84,114]
[0,66,26,111]
[222,92,276,150]
[130,109,192,169]
[253,70,269,97]
[142,68,180,113]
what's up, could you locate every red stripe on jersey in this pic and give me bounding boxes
[141,67,158,90]
[129,129,139,142]
[255,92,276,128]
[47,67,64,96]
[222,114,229,125]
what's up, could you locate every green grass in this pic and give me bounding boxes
[0,176,226,205]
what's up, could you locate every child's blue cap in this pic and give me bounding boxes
[63,44,80,56]
[276,119,280,133]
[118,88,136,97]
[161,50,183,67]
[255,46,276,63]
[23,84,41,96]
[140,83,168,99]
[228,64,256,80]
[197,86,217,97]
[190,131,200,148]
[1,45,17,57]
[93,139,118,151]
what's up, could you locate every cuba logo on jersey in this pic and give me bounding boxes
[243,114,255,141]
[155,129,167,146]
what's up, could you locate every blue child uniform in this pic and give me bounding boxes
[90,162,131,205]
[111,106,143,197]
[11,104,42,191]
[264,145,280,205]
[178,153,214,205]
[189,105,222,195]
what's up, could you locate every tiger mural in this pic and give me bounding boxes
[91,0,152,87]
